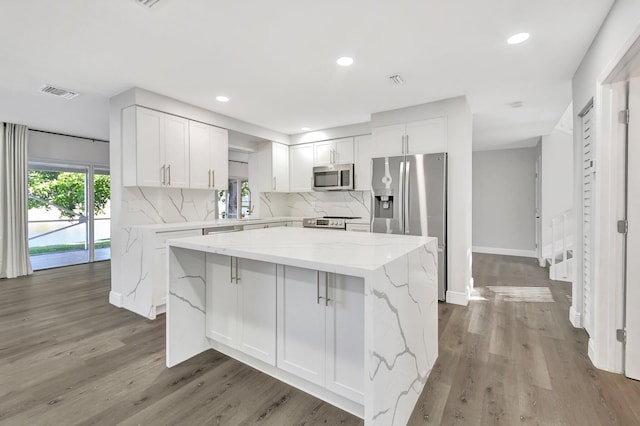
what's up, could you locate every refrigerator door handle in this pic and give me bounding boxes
[404,159,411,234]
[399,160,405,232]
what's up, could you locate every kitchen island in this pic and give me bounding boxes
[166,227,438,426]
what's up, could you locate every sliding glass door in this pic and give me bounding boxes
[28,163,110,270]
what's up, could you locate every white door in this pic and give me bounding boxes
[626,78,640,380]
[289,144,314,191]
[163,113,190,188]
[210,126,228,190]
[277,266,326,386]
[582,106,595,336]
[354,134,374,191]
[405,117,447,154]
[372,124,405,158]
[272,143,290,192]
[205,254,238,347]
[325,273,365,403]
[236,258,277,365]
[189,121,212,189]
[333,137,355,164]
[136,107,164,187]
[314,140,334,166]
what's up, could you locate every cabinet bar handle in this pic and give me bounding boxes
[273,177,276,190]
[161,165,166,185]
[208,170,211,187]
[235,257,240,283]
[316,271,321,304]
[325,272,330,306]
[230,256,234,283]
[406,135,409,154]
[167,164,171,185]
[212,169,215,188]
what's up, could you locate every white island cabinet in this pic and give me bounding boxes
[166,227,438,426]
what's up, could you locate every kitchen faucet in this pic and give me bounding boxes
[242,186,254,218]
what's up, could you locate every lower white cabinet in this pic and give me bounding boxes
[242,221,288,230]
[205,254,277,365]
[277,266,364,402]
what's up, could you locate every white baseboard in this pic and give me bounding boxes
[109,291,123,308]
[569,305,582,328]
[446,290,469,306]
[472,246,537,258]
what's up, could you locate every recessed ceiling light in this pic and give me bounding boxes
[337,57,354,67]
[216,95,230,103]
[507,33,530,45]
[301,127,311,131]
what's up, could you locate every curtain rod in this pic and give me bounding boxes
[30,128,109,144]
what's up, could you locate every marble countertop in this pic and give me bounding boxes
[128,217,304,232]
[167,227,434,277]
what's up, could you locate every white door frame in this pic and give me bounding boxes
[574,25,640,373]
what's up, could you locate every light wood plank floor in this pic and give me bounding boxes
[0,255,639,425]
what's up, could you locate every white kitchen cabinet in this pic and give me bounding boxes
[242,221,287,230]
[314,137,354,166]
[289,144,314,192]
[206,254,277,365]
[277,266,364,401]
[354,134,373,191]
[372,117,447,158]
[189,121,228,190]
[325,273,365,401]
[346,223,370,232]
[122,105,190,188]
[255,142,289,192]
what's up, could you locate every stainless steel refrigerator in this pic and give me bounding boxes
[370,153,447,300]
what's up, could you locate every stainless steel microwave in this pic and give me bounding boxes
[312,163,354,191]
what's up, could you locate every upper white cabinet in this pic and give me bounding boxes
[122,105,230,189]
[354,134,373,191]
[255,142,289,192]
[189,121,228,190]
[372,117,447,158]
[123,106,190,188]
[314,137,354,166]
[289,144,314,192]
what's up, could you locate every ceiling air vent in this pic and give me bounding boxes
[388,74,405,85]
[39,85,80,100]
[135,0,160,8]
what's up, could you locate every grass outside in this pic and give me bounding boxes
[29,240,111,255]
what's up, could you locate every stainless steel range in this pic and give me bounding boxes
[302,216,361,230]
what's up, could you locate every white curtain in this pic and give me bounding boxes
[0,123,33,278]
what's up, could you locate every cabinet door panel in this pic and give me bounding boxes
[314,141,333,166]
[189,121,212,189]
[164,114,190,188]
[289,144,314,192]
[326,274,365,402]
[206,254,237,347]
[334,137,354,164]
[210,126,228,190]
[136,107,164,187]
[405,117,447,154]
[237,259,277,365]
[277,266,326,385]
[354,134,373,191]
[272,143,290,192]
[372,124,405,158]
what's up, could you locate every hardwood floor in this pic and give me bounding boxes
[1,255,639,425]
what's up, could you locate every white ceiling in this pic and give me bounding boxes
[0,0,613,149]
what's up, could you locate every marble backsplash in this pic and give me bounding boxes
[121,186,218,225]
[260,190,371,219]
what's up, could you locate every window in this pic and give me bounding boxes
[27,163,110,270]
[218,179,250,219]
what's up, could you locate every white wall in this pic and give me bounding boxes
[371,96,473,306]
[540,130,574,249]
[472,147,537,257]
[571,0,640,372]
